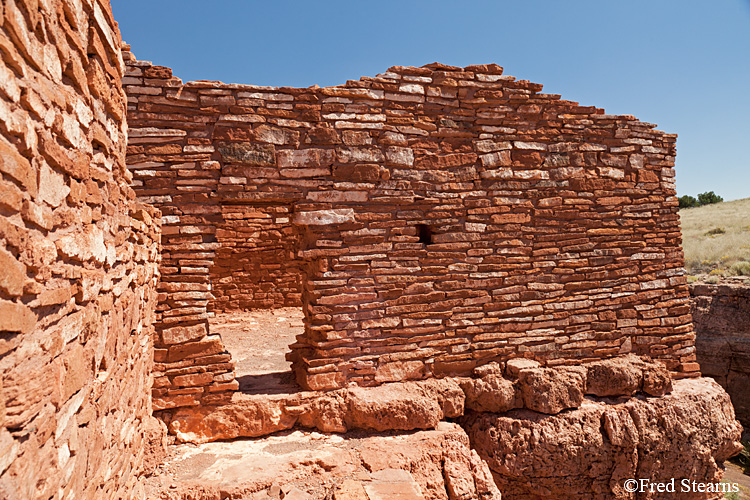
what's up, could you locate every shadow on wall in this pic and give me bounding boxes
[691,281,750,429]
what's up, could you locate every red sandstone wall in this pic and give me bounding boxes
[691,282,750,428]
[0,1,162,497]
[212,204,303,310]
[124,52,697,403]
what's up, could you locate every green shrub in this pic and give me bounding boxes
[679,195,699,208]
[735,438,750,474]
[697,191,724,205]
[705,227,726,236]
[730,261,750,276]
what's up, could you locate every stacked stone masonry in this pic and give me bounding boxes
[0,0,163,498]
[0,0,741,498]
[691,281,750,429]
[123,51,700,408]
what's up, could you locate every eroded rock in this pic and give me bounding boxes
[165,378,466,443]
[346,383,442,432]
[169,398,298,443]
[142,423,500,500]
[639,360,673,397]
[505,358,540,378]
[586,355,642,397]
[163,356,677,444]
[460,375,518,413]
[518,366,586,415]
[463,377,743,500]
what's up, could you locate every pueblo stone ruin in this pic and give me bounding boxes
[0,0,744,499]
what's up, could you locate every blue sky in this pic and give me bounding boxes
[112,1,750,201]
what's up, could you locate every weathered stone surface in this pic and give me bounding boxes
[460,375,518,413]
[640,359,673,397]
[416,378,466,419]
[0,136,37,195]
[169,398,298,443]
[585,355,642,397]
[464,378,743,500]
[141,417,169,476]
[347,383,442,432]
[217,142,276,166]
[0,429,19,476]
[167,335,226,362]
[142,423,500,500]
[518,366,586,415]
[333,480,369,500]
[277,148,334,169]
[294,209,356,225]
[505,358,540,378]
[161,323,208,345]
[55,224,107,263]
[364,469,426,500]
[442,440,476,500]
[161,378,466,444]
[0,247,26,297]
[38,163,70,207]
[284,487,313,500]
[0,300,36,333]
[374,359,426,383]
[691,280,750,427]
[157,357,681,448]
[473,361,504,378]
[297,392,348,433]
[333,163,380,182]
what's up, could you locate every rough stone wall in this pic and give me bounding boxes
[124,52,697,406]
[211,203,303,310]
[0,1,162,498]
[691,281,750,428]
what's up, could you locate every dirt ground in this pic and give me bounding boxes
[724,461,750,499]
[209,308,304,394]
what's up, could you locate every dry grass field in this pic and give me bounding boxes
[679,197,750,276]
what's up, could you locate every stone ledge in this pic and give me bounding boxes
[142,422,501,500]
[162,355,675,444]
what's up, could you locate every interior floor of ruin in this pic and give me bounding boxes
[210,308,304,394]
[142,422,498,500]
[143,427,750,500]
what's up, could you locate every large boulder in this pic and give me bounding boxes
[168,397,298,443]
[463,377,743,500]
[585,356,642,397]
[346,383,442,432]
[517,366,587,415]
[460,375,518,413]
[144,422,501,500]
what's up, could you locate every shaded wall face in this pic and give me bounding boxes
[691,282,750,428]
[125,54,697,402]
[0,1,161,497]
[210,204,303,311]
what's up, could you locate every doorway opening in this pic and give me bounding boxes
[209,203,305,394]
[210,309,303,394]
